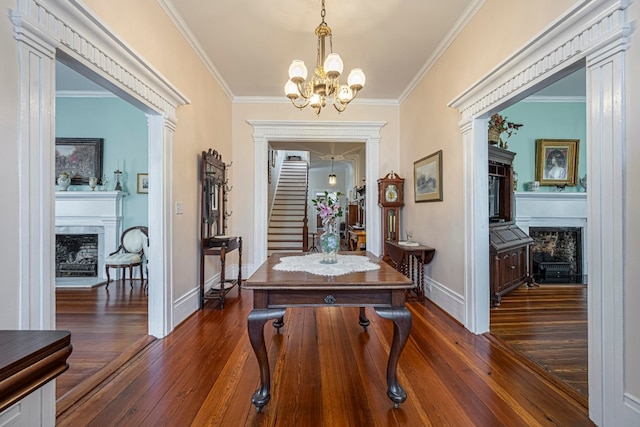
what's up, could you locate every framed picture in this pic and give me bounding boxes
[55,138,104,185]
[414,150,443,202]
[137,173,149,194]
[535,139,579,186]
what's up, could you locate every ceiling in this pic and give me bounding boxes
[55,0,585,167]
[57,0,477,101]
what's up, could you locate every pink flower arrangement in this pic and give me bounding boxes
[312,191,343,226]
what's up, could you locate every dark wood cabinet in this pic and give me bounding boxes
[490,224,532,306]
[488,147,532,307]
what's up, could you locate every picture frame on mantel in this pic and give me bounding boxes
[535,138,579,186]
[55,138,104,185]
[414,150,443,202]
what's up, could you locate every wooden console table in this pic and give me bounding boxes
[244,252,414,411]
[200,236,242,309]
[348,228,366,251]
[384,241,436,302]
[0,330,72,412]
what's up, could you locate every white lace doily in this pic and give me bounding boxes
[273,253,380,276]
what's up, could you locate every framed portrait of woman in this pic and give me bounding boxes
[535,139,579,186]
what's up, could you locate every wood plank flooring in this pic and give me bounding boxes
[56,285,593,426]
[489,284,588,406]
[55,281,150,412]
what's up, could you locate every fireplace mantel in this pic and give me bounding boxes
[55,191,127,218]
[515,191,586,227]
[55,191,127,287]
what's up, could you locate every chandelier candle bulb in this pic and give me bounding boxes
[324,53,343,78]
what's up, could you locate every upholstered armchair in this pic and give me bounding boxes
[105,226,148,288]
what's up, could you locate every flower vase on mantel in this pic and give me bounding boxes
[320,220,340,264]
[57,173,71,191]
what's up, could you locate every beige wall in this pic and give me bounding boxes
[231,102,399,269]
[399,0,577,297]
[82,0,234,300]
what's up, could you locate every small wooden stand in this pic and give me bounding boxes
[384,240,435,302]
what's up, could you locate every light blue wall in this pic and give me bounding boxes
[56,97,148,229]
[500,101,587,192]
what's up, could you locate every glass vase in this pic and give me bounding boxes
[320,220,340,264]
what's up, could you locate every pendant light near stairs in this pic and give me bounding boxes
[329,157,337,185]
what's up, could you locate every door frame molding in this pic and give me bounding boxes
[248,120,386,269]
[449,1,631,423]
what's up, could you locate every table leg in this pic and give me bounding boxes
[248,308,287,412]
[358,307,370,330]
[374,307,412,408]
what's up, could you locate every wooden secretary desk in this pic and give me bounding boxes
[199,149,242,309]
[488,146,533,307]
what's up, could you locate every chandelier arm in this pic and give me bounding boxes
[296,81,312,100]
[290,97,310,109]
[332,102,347,113]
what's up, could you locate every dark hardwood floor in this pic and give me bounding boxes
[490,283,588,406]
[55,283,593,426]
[55,281,151,413]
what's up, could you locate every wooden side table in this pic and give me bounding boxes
[200,236,242,309]
[348,229,366,251]
[384,241,435,302]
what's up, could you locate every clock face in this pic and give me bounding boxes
[385,184,398,202]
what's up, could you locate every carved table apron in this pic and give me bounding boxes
[243,252,414,412]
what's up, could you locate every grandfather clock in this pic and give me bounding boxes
[378,172,405,260]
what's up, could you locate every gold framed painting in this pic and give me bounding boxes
[535,139,579,186]
[414,150,443,202]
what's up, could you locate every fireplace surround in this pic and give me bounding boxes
[55,191,126,287]
[515,191,587,283]
[529,227,583,282]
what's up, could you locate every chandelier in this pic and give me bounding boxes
[284,0,365,115]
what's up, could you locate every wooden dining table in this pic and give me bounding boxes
[244,252,414,412]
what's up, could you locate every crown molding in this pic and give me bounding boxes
[522,95,586,103]
[233,96,399,106]
[157,0,234,101]
[56,90,116,98]
[399,0,486,103]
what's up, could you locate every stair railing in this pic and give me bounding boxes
[302,161,309,251]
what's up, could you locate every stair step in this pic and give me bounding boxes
[268,242,303,249]
[269,236,303,242]
[273,205,305,209]
[271,218,304,227]
[268,160,308,255]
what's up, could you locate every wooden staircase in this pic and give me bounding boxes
[268,160,308,256]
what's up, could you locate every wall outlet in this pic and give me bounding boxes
[175,201,184,215]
